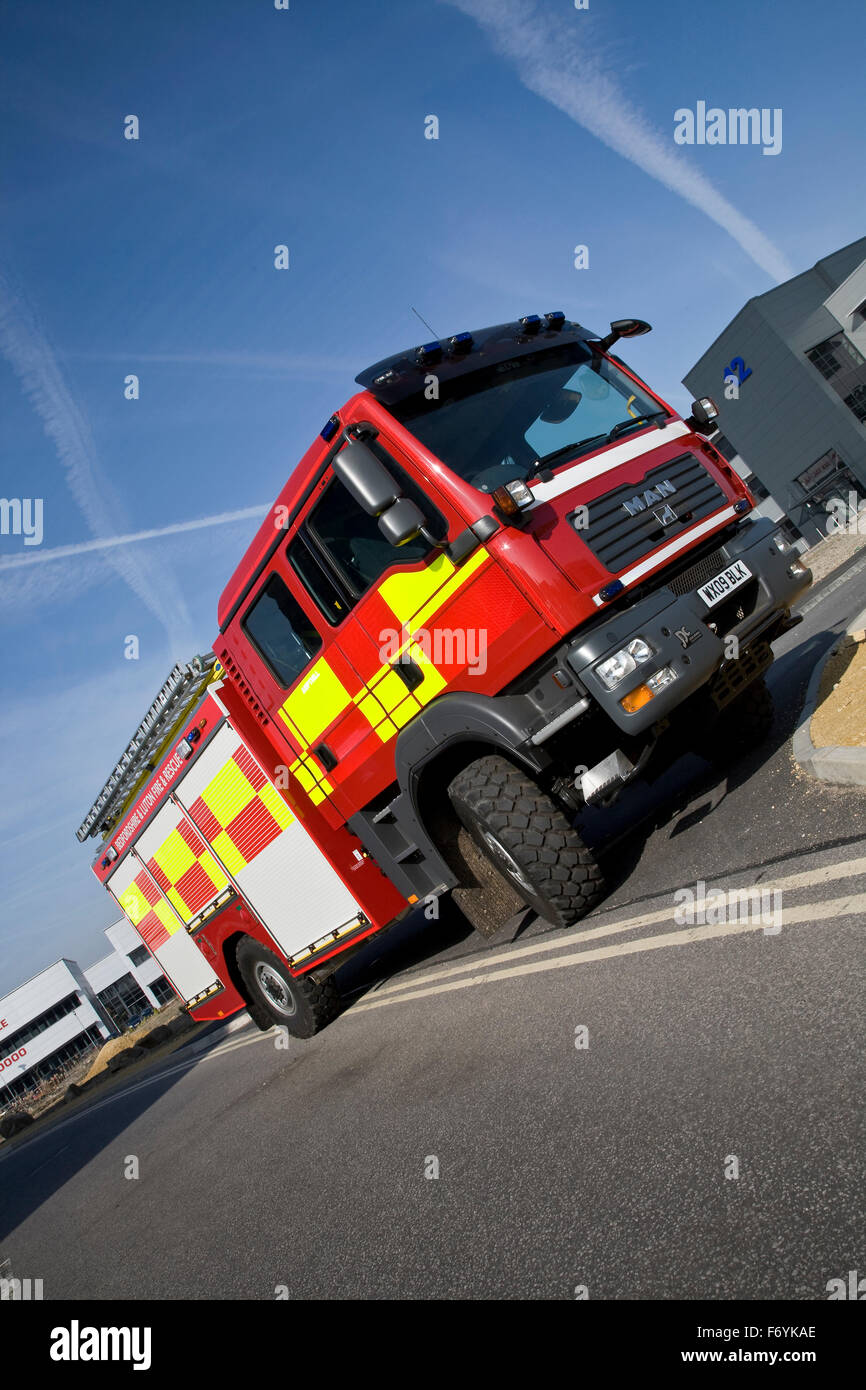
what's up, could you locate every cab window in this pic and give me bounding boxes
[307,476,429,595]
[243,572,322,688]
[300,445,447,611]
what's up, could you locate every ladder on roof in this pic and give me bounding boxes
[76,652,219,843]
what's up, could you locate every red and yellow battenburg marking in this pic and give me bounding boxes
[145,818,228,921]
[117,873,179,952]
[273,547,493,776]
[186,744,295,874]
[115,746,296,946]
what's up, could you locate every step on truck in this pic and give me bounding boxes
[78,313,812,1036]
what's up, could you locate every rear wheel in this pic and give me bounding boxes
[236,937,339,1038]
[447,754,605,934]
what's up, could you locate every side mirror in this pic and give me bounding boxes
[686,397,719,434]
[333,439,400,516]
[378,497,426,547]
[610,318,652,338]
[595,319,652,351]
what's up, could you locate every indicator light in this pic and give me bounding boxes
[620,684,655,713]
[597,579,625,603]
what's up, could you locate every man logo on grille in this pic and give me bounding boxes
[652,502,679,527]
[622,478,676,517]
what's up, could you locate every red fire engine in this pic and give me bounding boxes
[79,314,811,1037]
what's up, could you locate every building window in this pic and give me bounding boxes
[128,945,151,967]
[796,449,846,495]
[0,1026,105,1108]
[96,974,152,1030]
[790,449,863,535]
[0,992,81,1055]
[844,384,866,423]
[149,976,175,1006]
[806,338,844,379]
[805,333,866,424]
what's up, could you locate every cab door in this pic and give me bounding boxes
[290,426,527,809]
[235,558,372,826]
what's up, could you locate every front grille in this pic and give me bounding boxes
[666,547,726,596]
[572,452,727,573]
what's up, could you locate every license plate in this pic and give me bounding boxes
[697,559,752,607]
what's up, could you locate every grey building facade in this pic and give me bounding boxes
[684,236,866,546]
[0,922,174,1110]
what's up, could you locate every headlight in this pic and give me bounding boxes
[595,638,653,690]
[620,665,678,713]
[645,665,677,693]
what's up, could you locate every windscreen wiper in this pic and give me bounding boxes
[527,412,670,481]
[605,410,668,443]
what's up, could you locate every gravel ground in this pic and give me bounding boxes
[811,637,866,748]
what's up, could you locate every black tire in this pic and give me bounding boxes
[447,755,605,932]
[701,675,775,763]
[235,937,339,1039]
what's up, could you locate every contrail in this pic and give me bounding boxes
[0,506,269,571]
[442,0,793,282]
[0,268,195,642]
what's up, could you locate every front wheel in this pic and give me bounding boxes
[447,755,605,933]
[236,937,339,1039]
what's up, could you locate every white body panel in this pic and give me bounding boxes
[175,723,361,961]
[106,846,220,1004]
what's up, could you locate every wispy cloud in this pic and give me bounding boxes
[0,267,195,650]
[442,0,793,283]
[0,505,268,571]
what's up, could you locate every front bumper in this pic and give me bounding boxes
[566,519,811,735]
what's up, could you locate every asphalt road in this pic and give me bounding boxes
[1,560,864,1300]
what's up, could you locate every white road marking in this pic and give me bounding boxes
[369,855,866,1001]
[350,889,866,1015]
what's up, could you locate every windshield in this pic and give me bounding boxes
[391,344,666,492]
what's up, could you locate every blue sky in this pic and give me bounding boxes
[1,0,864,991]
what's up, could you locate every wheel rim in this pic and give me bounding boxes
[254,962,297,1018]
[480,828,537,898]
